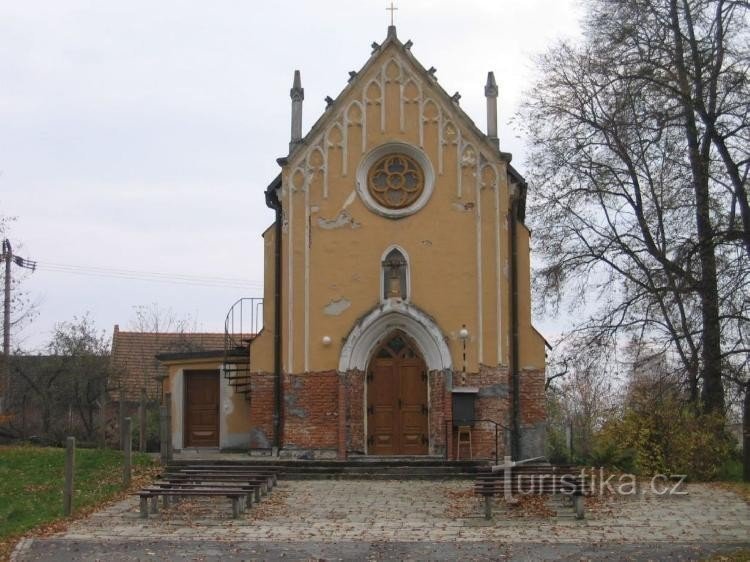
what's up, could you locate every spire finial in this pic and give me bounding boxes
[485,71,499,148]
[387,1,398,26]
[289,70,304,153]
[485,72,498,97]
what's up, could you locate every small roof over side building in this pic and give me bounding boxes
[110,325,225,401]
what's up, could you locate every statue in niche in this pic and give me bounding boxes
[382,249,407,300]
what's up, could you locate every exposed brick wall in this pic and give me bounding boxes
[445,365,511,461]
[519,368,546,425]
[283,371,339,450]
[343,370,365,454]
[248,372,275,449]
[244,365,545,458]
[428,370,449,456]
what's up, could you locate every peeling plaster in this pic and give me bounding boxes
[249,427,270,449]
[285,377,307,418]
[317,210,361,230]
[452,201,475,212]
[324,298,352,316]
[478,383,509,398]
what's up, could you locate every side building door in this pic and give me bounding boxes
[184,370,220,447]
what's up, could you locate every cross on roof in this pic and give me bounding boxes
[387,1,398,26]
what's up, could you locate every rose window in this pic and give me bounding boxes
[367,154,425,209]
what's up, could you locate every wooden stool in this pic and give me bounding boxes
[456,425,472,460]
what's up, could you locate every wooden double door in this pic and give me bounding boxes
[184,370,220,448]
[367,332,429,455]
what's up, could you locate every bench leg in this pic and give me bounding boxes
[150,496,159,514]
[231,497,240,519]
[246,493,253,508]
[163,494,171,508]
[254,487,261,503]
[573,495,585,520]
[483,494,493,520]
[261,483,268,497]
[139,496,149,519]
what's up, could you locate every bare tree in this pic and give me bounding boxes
[521,0,749,417]
[546,338,620,460]
[9,315,111,441]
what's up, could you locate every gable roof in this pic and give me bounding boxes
[110,325,225,401]
[288,27,506,164]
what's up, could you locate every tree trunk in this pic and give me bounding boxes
[744,381,750,482]
[669,0,724,414]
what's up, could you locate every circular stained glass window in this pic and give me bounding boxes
[367,154,425,210]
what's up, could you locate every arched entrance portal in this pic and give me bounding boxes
[367,331,428,455]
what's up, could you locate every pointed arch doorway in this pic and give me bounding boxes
[367,331,429,455]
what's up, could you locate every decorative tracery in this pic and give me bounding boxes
[367,154,424,209]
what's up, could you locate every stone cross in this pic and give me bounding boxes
[387,1,398,26]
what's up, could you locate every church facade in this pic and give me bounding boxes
[158,26,547,460]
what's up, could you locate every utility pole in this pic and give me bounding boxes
[1,239,36,414]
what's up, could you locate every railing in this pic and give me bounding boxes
[443,418,511,465]
[224,297,263,353]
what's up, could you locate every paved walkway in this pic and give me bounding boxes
[12,480,750,560]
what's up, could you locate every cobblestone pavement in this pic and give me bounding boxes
[12,480,750,560]
[12,538,750,561]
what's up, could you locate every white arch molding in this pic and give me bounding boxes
[338,300,452,373]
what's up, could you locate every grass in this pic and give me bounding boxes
[0,445,157,559]
[704,550,750,561]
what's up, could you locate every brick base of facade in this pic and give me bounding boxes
[243,366,546,460]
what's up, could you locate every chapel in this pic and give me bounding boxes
[157,24,548,460]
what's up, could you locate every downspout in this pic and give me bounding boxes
[265,179,283,451]
[509,189,521,461]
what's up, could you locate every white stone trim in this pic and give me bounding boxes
[355,142,436,219]
[172,368,184,450]
[304,184,310,373]
[491,164,503,364]
[219,369,229,449]
[475,151,484,364]
[338,300,452,372]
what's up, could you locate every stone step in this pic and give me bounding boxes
[167,459,488,469]
[166,458,489,480]
[281,472,478,480]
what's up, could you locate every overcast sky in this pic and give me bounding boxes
[0,0,583,350]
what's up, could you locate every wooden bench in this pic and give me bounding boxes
[136,465,281,520]
[162,473,270,500]
[474,465,588,520]
[166,470,277,490]
[170,468,278,488]
[136,487,250,519]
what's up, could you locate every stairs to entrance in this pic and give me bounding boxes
[166,457,490,480]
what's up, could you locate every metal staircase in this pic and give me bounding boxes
[223,297,263,402]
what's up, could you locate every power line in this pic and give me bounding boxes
[41,261,259,284]
[35,260,264,290]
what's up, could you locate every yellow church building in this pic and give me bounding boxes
[157,25,547,461]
